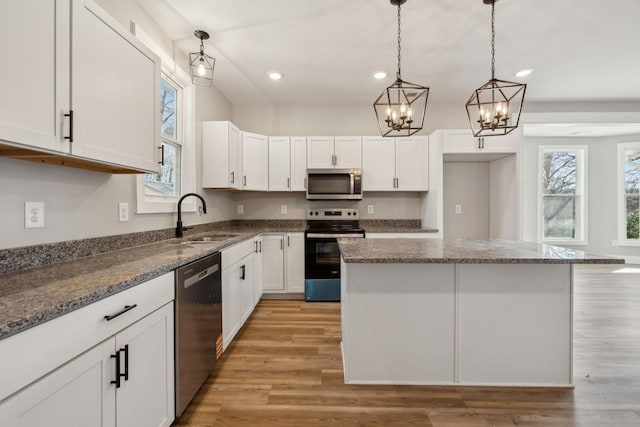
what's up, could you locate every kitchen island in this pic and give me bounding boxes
[338,238,623,387]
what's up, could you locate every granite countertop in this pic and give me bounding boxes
[0,225,307,341]
[339,238,625,264]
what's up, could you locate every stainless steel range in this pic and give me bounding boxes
[304,208,365,301]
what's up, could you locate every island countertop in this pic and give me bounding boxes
[338,238,624,264]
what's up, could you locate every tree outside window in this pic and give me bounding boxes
[144,77,181,197]
[539,147,586,243]
[623,148,640,240]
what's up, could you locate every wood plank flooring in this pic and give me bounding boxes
[174,265,640,426]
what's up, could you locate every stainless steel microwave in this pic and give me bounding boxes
[306,169,362,200]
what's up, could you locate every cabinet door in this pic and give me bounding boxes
[285,233,305,293]
[290,136,308,191]
[239,253,256,324]
[242,132,268,191]
[0,338,116,427]
[396,136,429,191]
[262,234,285,291]
[229,123,242,189]
[203,121,242,189]
[307,136,335,169]
[115,303,174,427]
[442,130,481,153]
[334,136,362,169]
[222,266,241,350]
[254,237,264,304]
[71,0,160,173]
[268,137,291,191]
[362,137,396,191]
[0,0,69,153]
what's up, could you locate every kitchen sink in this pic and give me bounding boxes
[181,234,238,244]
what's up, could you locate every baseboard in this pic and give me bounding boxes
[261,292,305,300]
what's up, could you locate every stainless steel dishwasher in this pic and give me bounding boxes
[175,252,222,417]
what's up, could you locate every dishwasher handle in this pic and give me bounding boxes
[183,264,219,289]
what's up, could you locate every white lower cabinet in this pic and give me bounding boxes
[0,273,175,427]
[262,233,305,294]
[254,236,264,304]
[221,239,258,350]
[0,338,115,427]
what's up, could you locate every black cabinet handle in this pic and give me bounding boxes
[240,264,246,280]
[122,344,129,381]
[111,350,121,388]
[64,110,74,142]
[158,145,165,165]
[259,241,262,253]
[104,304,137,321]
[287,235,290,247]
[231,171,235,184]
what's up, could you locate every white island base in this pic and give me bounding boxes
[340,262,573,387]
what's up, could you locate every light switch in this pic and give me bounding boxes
[118,202,129,222]
[281,205,288,214]
[455,204,462,214]
[237,205,244,215]
[367,205,374,214]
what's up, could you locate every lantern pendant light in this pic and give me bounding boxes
[373,0,429,137]
[465,0,526,137]
[189,30,216,87]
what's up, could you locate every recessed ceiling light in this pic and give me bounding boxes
[515,68,534,78]
[373,71,387,80]
[268,71,283,80]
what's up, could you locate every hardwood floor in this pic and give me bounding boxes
[175,265,640,426]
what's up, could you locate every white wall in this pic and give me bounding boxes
[490,155,518,239]
[443,162,490,239]
[0,0,236,250]
[520,133,640,260]
[231,191,422,220]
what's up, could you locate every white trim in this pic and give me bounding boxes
[132,23,196,214]
[537,146,588,245]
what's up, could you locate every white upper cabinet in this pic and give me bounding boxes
[307,136,362,169]
[0,0,161,174]
[307,136,335,169]
[443,129,517,154]
[202,121,242,189]
[242,132,268,191]
[396,136,429,191]
[363,136,428,191]
[362,137,396,191]
[70,0,160,173]
[290,137,307,191]
[0,0,68,153]
[268,136,307,192]
[334,136,362,168]
[268,137,291,191]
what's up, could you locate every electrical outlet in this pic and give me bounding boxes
[118,202,129,222]
[281,205,288,214]
[237,205,244,215]
[25,202,45,228]
[367,205,374,214]
[455,204,462,214]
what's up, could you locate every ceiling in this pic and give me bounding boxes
[138,0,640,106]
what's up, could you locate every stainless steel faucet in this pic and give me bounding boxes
[176,193,207,238]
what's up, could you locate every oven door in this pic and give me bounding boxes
[305,235,341,279]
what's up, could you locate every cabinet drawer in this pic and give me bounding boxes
[222,238,256,268]
[0,272,173,402]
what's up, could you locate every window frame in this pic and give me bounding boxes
[617,142,640,247]
[537,145,588,245]
[133,25,196,214]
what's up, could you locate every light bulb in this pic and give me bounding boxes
[407,108,412,118]
[400,103,406,114]
[391,110,398,121]
[197,60,206,77]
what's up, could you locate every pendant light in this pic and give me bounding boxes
[373,0,429,137]
[465,0,526,137]
[189,30,216,87]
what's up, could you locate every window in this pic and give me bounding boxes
[143,76,182,198]
[134,24,196,214]
[618,143,640,245]
[538,146,587,244]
